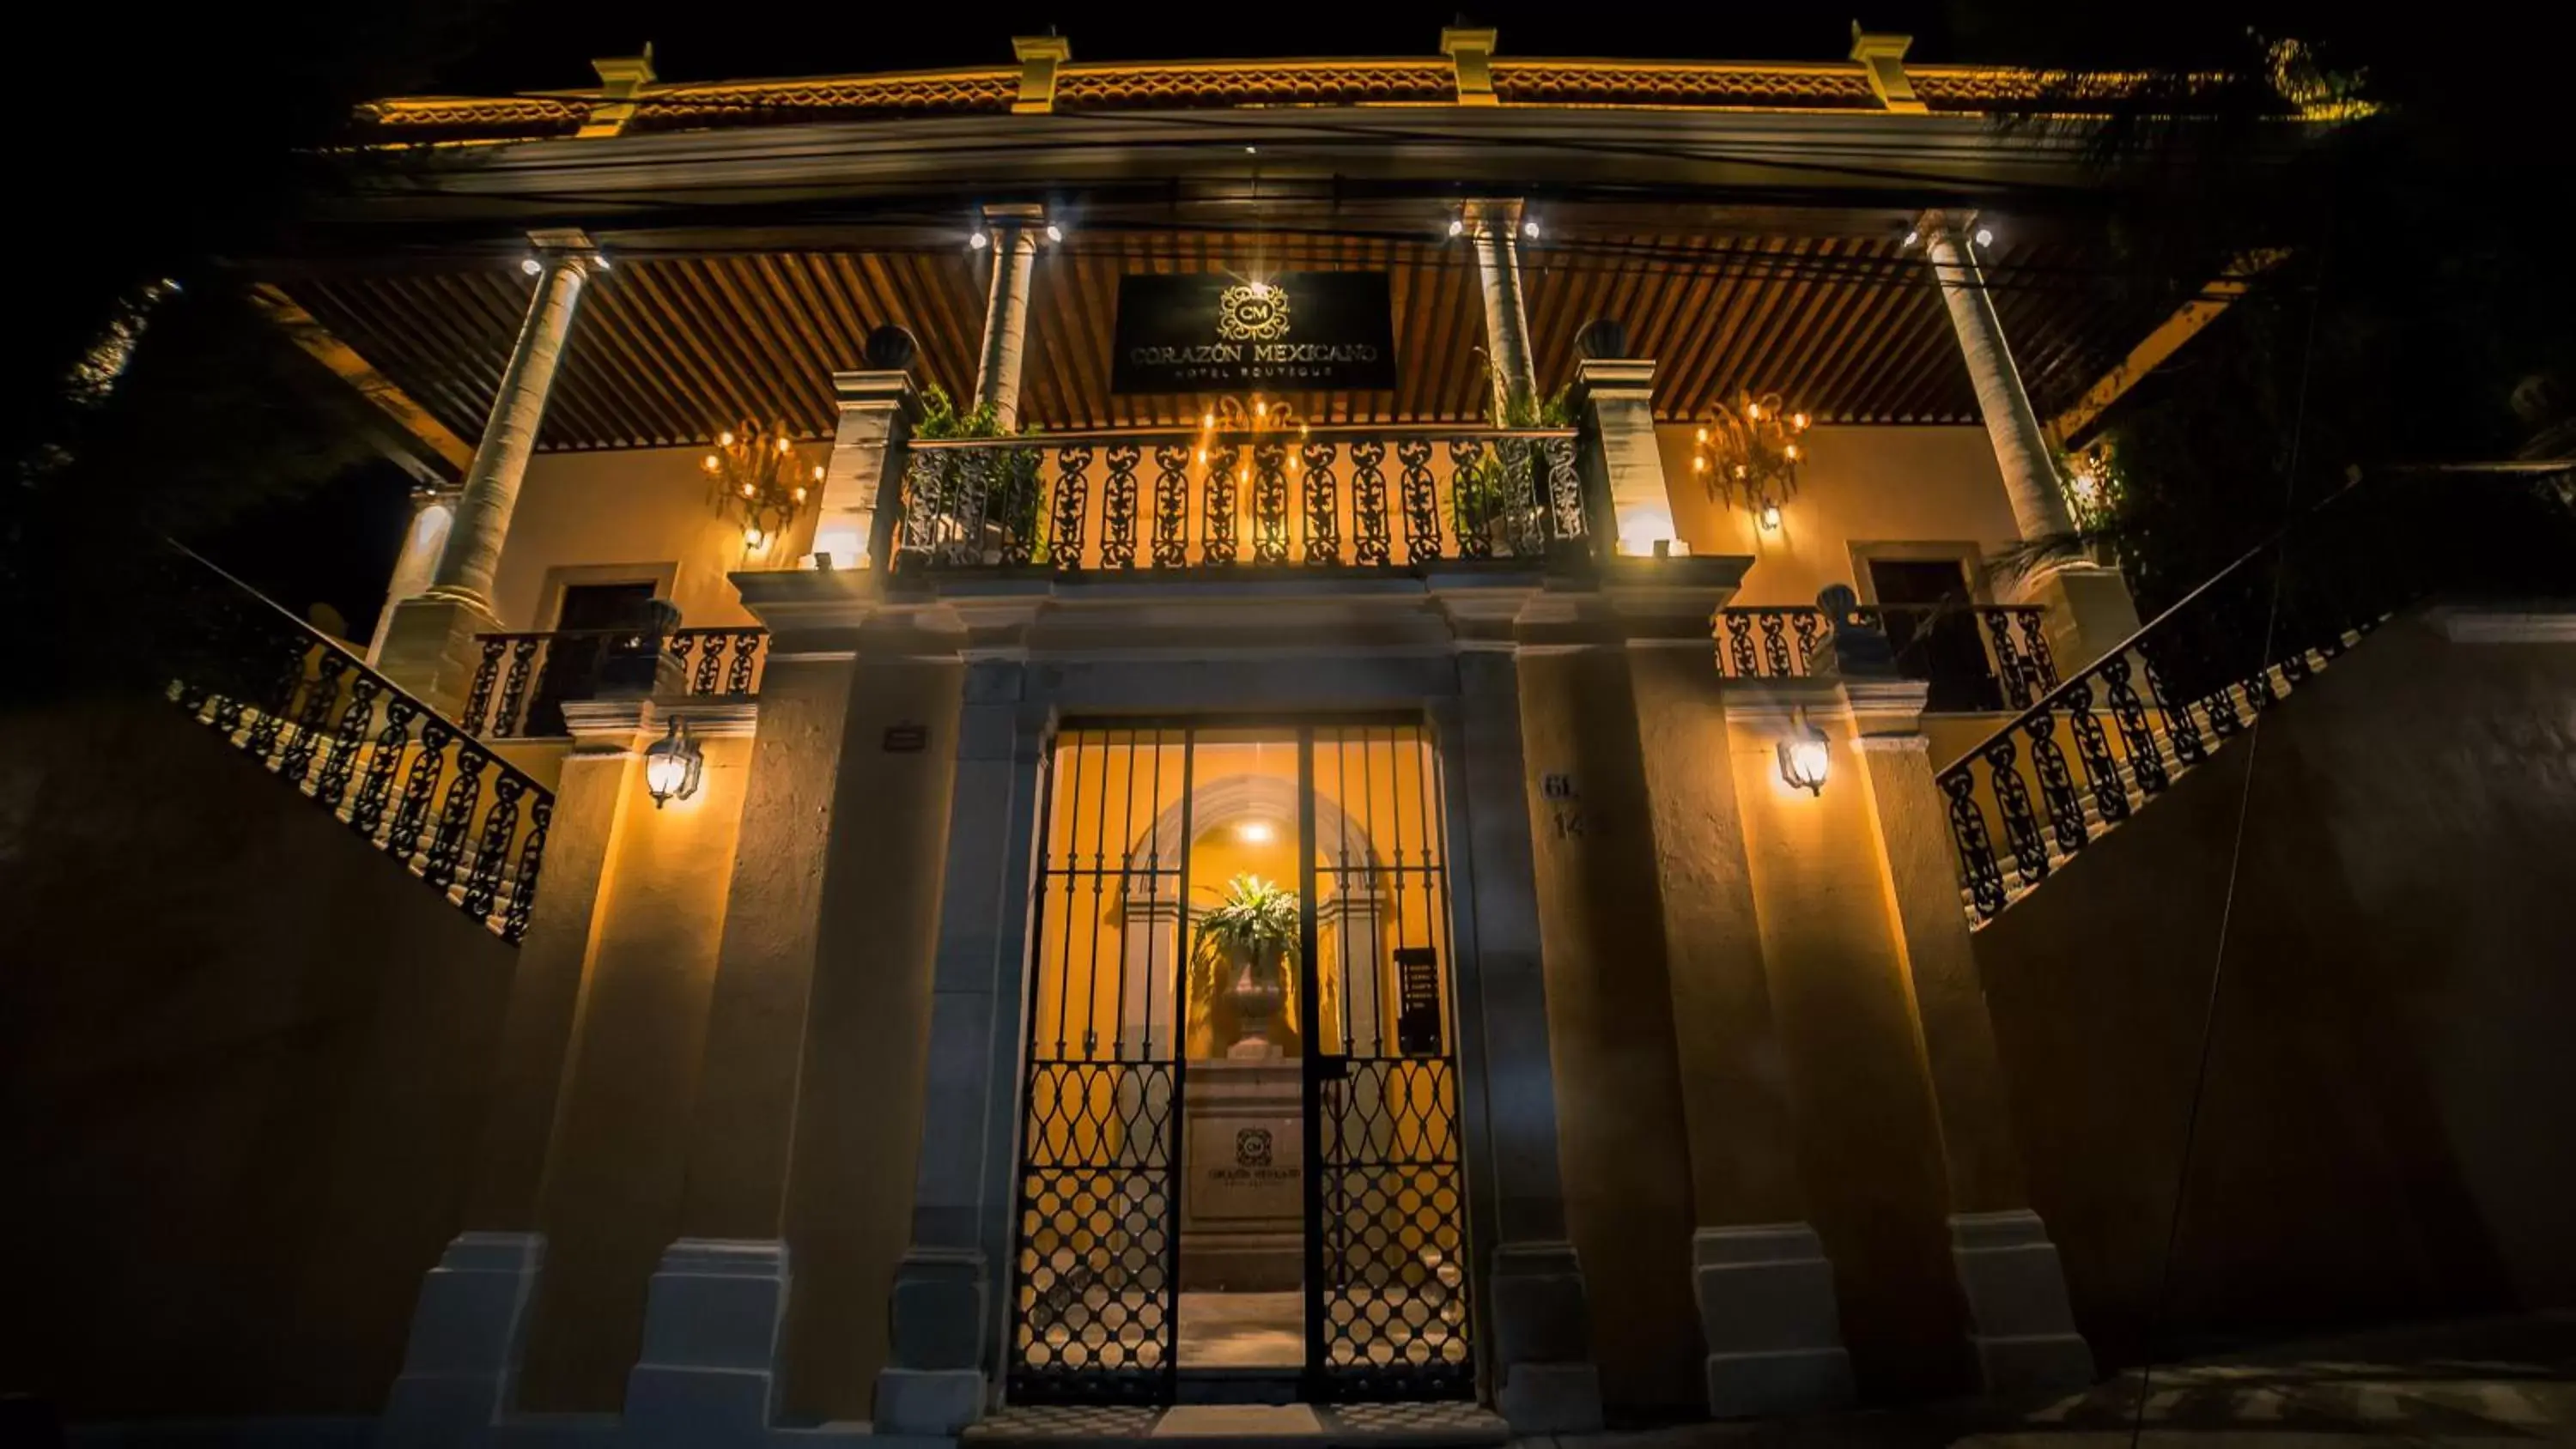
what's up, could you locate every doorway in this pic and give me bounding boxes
[526,580,659,737]
[1867,557,2005,712]
[1007,723,1473,1405]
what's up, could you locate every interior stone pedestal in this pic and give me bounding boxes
[1179,1058,1304,1292]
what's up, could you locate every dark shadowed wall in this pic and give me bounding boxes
[1973,609,2576,1366]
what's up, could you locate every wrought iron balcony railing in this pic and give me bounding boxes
[158,547,551,943]
[465,627,768,739]
[889,427,1587,574]
[1718,603,2059,711]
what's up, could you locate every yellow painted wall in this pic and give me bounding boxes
[1657,424,2020,606]
[491,446,826,633]
[516,731,754,1411]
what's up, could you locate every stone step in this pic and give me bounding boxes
[963,1401,1509,1449]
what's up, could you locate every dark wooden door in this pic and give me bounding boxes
[1868,559,2003,712]
[526,582,658,737]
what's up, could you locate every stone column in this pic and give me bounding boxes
[1575,355,1674,552]
[378,230,598,713]
[1465,199,1538,422]
[1442,646,1604,1433]
[383,694,647,1447]
[367,489,456,665]
[1918,209,2139,668]
[1846,680,2093,1391]
[972,206,1044,432]
[811,367,915,570]
[875,654,1048,1435]
[1625,639,1856,1417]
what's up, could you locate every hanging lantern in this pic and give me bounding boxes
[1692,390,1812,530]
[704,420,820,552]
[643,718,703,808]
[1776,708,1831,797]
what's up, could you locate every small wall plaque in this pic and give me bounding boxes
[882,723,927,753]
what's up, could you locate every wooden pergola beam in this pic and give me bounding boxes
[2045,249,2287,446]
[250,282,474,477]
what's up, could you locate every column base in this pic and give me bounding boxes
[381,1231,544,1449]
[1485,1241,1603,1433]
[1949,1210,2096,1391]
[377,591,505,719]
[2014,561,2142,674]
[1692,1223,1856,1418]
[623,1239,790,1449]
[873,1246,992,1435]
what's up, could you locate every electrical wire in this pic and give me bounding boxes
[2121,228,2326,1449]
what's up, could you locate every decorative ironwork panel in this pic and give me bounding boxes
[1541,436,1584,544]
[1303,440,1341,565]
[1308,724,1473,1401]
[1252,440,1291,565]
[1151,445,1191,568]
[1349,440,1391,567]
[1102,443,1140,569]
[1204,444,1240,565]
[2100,654,2168,795]
[1944,771,2008,919]
[2024,714,2087,858]
[1396,439,1440,565]
[1983,734,2050,890]
[1011,729,1189,1405]
[1051,445,1095,573]
[1448,440,1493,561]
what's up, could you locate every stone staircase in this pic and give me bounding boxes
[159,546,551,943]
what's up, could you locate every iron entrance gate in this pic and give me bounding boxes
[1006,723,1473,1404]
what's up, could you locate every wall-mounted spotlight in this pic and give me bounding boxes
[519,257,543,276]
[1974,226,1996,248]
[969,229,990,251]
[1522,218,1540,239]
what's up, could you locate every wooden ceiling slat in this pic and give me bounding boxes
[276,225,2176,452]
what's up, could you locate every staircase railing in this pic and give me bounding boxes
[1935,472,2496,923]
[157,546,552,943]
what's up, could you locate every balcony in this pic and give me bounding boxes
[1717,603,2058,712]
[888,426,1588,574]
[466,627,770,739]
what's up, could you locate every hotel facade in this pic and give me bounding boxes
[21,27,2573,1449]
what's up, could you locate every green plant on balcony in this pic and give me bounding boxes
[913,384,1051,562]
[1452,380,1574,549]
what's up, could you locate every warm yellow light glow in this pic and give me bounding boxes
[1783,443,1801,460]
[1236,820,1275,845]
[702,454,720,472]
[741,482,756,497]
[1692,456,1708,472]
[791,486,807,503]
[1778,727,1830,796]
[744,525,767,548]
[1791,412,1810,430]
[1745,402,1761,421]
[1695,427,1710,443]
[811,464,825,482]
[1255,401,1267,417]
[719,430,735,446]
[775,436,791,454]
[1760,503,1783,530]
[1202,410,1215,430]
[1196,448,1207,464]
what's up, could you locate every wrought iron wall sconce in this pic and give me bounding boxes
[644,718,704,808]
[1777,708,1831,797]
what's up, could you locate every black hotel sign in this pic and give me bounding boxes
[1109,272,1398,393]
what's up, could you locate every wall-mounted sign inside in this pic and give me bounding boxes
[882,724,927,753]
[1110,272,1398,394]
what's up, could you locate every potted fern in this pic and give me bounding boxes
[912,384,1049,564]
[1191,873,1301,1058]
[1454,379,1576,555]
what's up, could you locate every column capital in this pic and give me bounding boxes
[527,229,605,276]
[832,368,919,413]
[1913,207,1978,243]
[1850,28,1927,112]
[1461,196,1524,236]
[978,202,1048,227]
[1011,34,1070,114]
[1442,27,1500,106]
[1573,355,1656,397]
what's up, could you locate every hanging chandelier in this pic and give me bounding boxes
[702,421,821,550]
[1691,391,1811,530]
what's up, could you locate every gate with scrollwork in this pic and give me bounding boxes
[1005,722,1472,1405]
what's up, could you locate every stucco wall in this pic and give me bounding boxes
[489,446,826,634]
[1656,424,2021,607]
[1972,611,2576,1365]
[0,694,519,1421]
